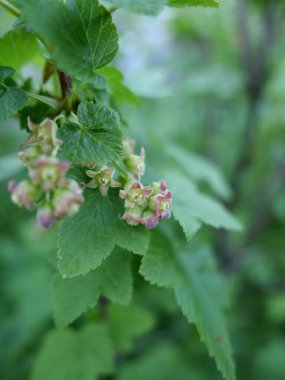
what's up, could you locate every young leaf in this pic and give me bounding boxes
[58,102,122,164]
[31,324,114,380]
[19,0,119,78]
[0,30,40,70]
[140,232,236,380]
[167,171,241,240]
[53,249,133,328]
[58,189,150,278]
[0,66,28,122]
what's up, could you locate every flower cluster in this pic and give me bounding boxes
[120,140,172,229]
[8,118,84,228]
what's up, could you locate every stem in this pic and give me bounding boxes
[114,161,129,180]
[0,0,20,17]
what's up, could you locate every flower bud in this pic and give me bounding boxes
[53,180,84,219]
[123,147,145,178]
[86,167,121,197]
[143,210,160,229]
[122,207,145,226]
[27,118,62,154]
[122,138,136,156]
[8,180,40,210]
[119,180,153,208]
[18,145,42,168]
[30,156,69,192]
[37,202,55,228]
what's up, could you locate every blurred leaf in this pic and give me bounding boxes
[140,233,235,380]
[167,171,241,240]
[19,0,119,78]
[0,30,40,70]
[253,340,285,380]
[58,189,150,277]
[58,102,122,164]
[107,303,155,351]
[0,66,28,122]
[168,0,219,7]
[118,343,194,380]
[168,145,232,200]
[53,250,133,327]
[97,66,139,105]
[31,324,114,380]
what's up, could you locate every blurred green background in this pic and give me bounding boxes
[1,0,285,379]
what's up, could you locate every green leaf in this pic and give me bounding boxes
[140,233,235,380]
[97,66,139,106]
[31,324,114,380]
[53,249,133,328]
[118,343,193,380]
[168,0,219,7]
[168,146,232,200]
[0,30,40,70]
[104,0,167,15]
[19,0,119,78]
[58,189,150,278]
[107,303,155,351]
[167,171,241,240]
[0,66,28,122]
[58,102,122,164]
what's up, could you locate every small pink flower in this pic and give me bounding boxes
[8,180,40,210]
[149,191,172,217]
[30,156,69,192]
[123,147,145,179]
[53,180,84,219]
[119,180,153,208]
[37,203,55,228]
[86,167,121,197]
[121,207,145,226]
[143,210,160,229]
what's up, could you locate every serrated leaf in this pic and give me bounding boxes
[58,102,122,164]
[107,303,155,351]
[19,0,119,78]
[53,249,133,328]
[104,0,167,15]
[97,66,139,105]
[0,66,28,122]
[168,0,219,7]
[140,232,235,380]
[167,171,241,240]
[0,30,40,70]
[58,189,150,278]
[31,324,114,380]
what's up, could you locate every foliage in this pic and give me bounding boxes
[1,0,285,380]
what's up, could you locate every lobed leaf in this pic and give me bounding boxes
[0,30,40,70]
[31,324,114,380]
[140,232,235,380]
[19,0,119,78]
[58,102,123,164]
[53,249,133,328]
[58,189,150,278]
